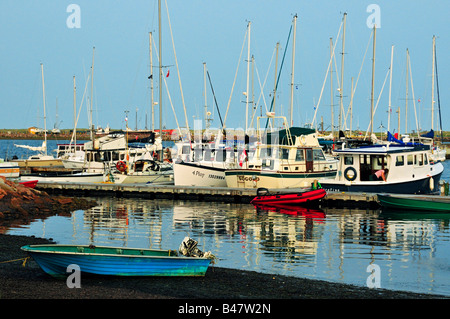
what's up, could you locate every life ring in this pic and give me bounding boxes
[343,167,357,181]
[116,161,127,172]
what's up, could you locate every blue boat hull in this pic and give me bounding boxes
[22,246,212,277]
[321,172,442,195]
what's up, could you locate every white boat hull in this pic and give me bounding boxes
[110,172,173,184]
[225,169,337,189]
[0,162,20,178]
[20,172,104,183]
[173,162,227,187]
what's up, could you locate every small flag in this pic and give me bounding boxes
[239,150,247,167]
[166,70,170,77]
[148,74,153,79]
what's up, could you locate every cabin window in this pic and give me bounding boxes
[313,149,326,161]
[407,155,413,165]
[295,149,304,161]
[215,150,226,162]
[424,153,428,165]
[203,149,213,161]
[418,154,423,166]
[280,149,289,160]
[396,155,404,166]
[260,147,273,159]
[344,156,353,165]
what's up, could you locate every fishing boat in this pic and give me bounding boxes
[319,143,444,194]
[21,239,214,278]
[251,187,326,206]
[225,115,338,189]
[377,193,450,212]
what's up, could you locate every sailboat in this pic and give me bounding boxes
[13,64,63,170]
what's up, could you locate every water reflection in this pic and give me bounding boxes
[7,196,450,295]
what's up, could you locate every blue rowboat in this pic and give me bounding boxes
[21,244,214,278]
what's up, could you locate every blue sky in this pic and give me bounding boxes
[0,0,448,135]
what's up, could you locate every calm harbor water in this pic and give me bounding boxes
[2,140,450,296]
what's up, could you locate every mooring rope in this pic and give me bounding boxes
[0,257,30,267]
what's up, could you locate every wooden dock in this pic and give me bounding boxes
[35,182,380,209]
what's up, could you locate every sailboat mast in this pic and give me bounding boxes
[405,48,409,135]
[370,25,376,138]
[388,45,394,133]
[73,76,76,148]
[149,32,155,131]
[90,47,95,140]
[289,14,297,127]
[40,63,47,156]
[431,35,436,130]
[273,42,280,116]
[339,13,346,133]
[158,0,163,154]
[330,37,334,137]
[245,21,251,133]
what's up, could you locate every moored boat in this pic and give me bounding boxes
[225,116,338,189]
[21,239,214,277]
[19,180,38,189]
[319,143,443,194]
[0,160,20,178]
[251,187,326,206]
[377,193,450,212]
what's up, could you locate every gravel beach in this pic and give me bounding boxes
[0,234,448,301]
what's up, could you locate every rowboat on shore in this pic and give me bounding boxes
[377,193,450,212]
[21,239,215,278]
[250,187,326,206]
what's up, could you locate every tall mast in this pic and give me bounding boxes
[203,62,207,129]
[149,32,155,131]
[73,76,76,147]
[158,0,162,154]
[245,21,251,133]
[388,45,394,133]
[40,63,47,156]
[405,48,409,135]
[370,25,376,138]
[339,13,346,132]
[273,42,280,116]
[431,35,436,130]
[90,46,95,140]
[330,37,334,137]
[289,14,297,127]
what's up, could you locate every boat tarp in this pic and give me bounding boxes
[264,127,316,145]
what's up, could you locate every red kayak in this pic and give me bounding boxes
[19,180,39,189]
[250,188,326,206]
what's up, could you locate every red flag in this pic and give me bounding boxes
[166,70,170,77]
[239,150,247,167]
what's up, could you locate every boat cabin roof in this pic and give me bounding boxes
[334,143,430,155]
